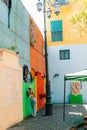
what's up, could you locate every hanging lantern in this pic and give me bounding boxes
[54,1,60,15]
[47,8,52,18]
[36,0,42,12]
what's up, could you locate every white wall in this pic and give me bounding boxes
[48,44,87,103]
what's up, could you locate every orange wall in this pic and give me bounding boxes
[36,73,45,110]
[30,16,45,75]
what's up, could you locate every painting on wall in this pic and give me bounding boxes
[71,81,81,95]
[30,19,36,47]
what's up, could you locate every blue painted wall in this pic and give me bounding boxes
[0,0,30,68]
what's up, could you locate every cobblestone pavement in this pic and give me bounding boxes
[7,104,87,130]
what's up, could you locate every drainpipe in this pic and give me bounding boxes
[8,0,12,28]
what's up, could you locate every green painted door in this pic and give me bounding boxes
[22,82,33,118]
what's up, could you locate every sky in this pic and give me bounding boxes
[21,0,44,36]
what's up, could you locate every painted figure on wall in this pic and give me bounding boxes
[28,86,36,117]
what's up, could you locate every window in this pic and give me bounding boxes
[50,20,63,42]
[59,49,70,60]
[54,0,69,5]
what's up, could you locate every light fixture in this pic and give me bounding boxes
[47,8,52,18]
[36,0,61,116]
[54,1,60,15]
[37,0,60,18]
[36,0,42,12]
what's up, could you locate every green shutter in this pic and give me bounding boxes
[52,31,63,42]
[51,20,63,42]
[50,20,62,32]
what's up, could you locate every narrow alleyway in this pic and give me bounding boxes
[7,104,87,130]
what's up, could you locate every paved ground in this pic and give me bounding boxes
[7,104,87,130]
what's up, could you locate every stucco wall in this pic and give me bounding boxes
[0,0,30,68]
[47,5,87,46]
[0,48,22,130]
[30,16,45,75]
[46,5,87,103]
[48,44,87,103]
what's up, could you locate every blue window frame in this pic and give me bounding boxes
[59,49,70,60]
[50,20,63,42]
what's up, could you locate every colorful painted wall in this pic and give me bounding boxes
[47,5,87,46]
[0,49,22,130]
[36,73,45,110]
[22,80,35,118]
[46,4,87,103]
[0,0,31,128]
[0,0,30,68]
[29,16,45,110]
[30,16,45,75]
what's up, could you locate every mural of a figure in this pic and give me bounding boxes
[23,65,32,82]
[23,65,29,82]
[71,81,81,95]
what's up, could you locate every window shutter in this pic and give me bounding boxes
[50,20,62,32]
[50,20,63,42]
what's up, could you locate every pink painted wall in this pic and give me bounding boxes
[0,49,23,130]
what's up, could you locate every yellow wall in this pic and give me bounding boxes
[47,5,87,46]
